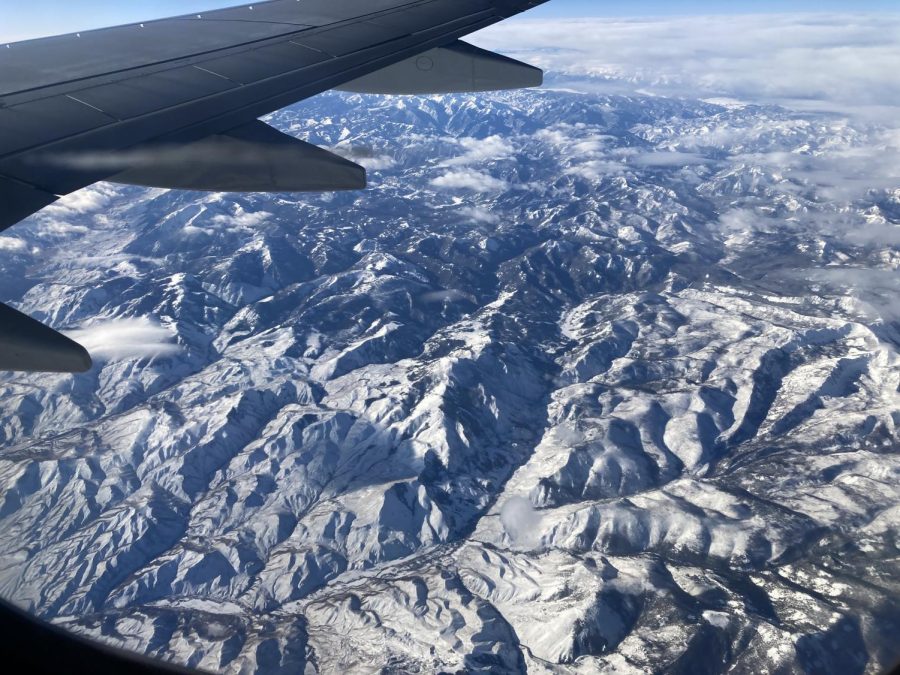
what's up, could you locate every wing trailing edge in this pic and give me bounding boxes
[111,120,366,192]
[0,176,59,233]
[0,302,92,374]
[337,40,543,95]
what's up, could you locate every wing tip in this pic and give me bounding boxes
[0,303,94,374]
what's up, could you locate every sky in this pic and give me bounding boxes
[1,0,899,42]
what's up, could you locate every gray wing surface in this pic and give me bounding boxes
[0,0,547,373]
[0,0,546,232]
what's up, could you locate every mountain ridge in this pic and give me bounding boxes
[0,85,898,674]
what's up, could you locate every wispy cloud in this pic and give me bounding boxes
[431,170,508,192]
[211,208,272,229]
[0,237,27,252]
[28,184,122,240]
[66,318,181,362]
[458,206,500,225]
[805,268,900,322]
[629,151,710,168]
[441,135,515,167]
[474,14,900,118]
[41,185,118,216]
[331,145,397,171]
[500,496,542,547]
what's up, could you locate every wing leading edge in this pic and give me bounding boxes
[0,0,549,374]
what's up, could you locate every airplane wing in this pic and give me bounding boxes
[0,0,547,373]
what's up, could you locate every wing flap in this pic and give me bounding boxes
[0,176,58,232]
[0,302,92,374]
[337,40,543,94]
[110,120,366,192]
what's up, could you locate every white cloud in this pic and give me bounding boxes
[629,151,711,168]
[564,160,627,181]
[442,135,515,167]
[846,222,900,247]
[66,318,181,361]
[0,237,27,252]
[357,155,396,171]
[42,185,118,216]
[473,14,900,118]
[718,209,764,234]
[805,268,900,322]
[420,289,477,305]
[38,221,90,237]
[431,170,508,192]
[331,145,396,171]
[500,497,542,547]
[212,208,272,229]
[459,206,500,224]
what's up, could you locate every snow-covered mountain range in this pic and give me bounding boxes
[0,80,898,674]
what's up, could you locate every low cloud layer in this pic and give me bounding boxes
[475,14,900,118]
[212,208,272,230]
[441,136,515,167]
[42,185,118,216]
[431,170,508,192]
[500,497,542,547]
[67,318,181,361]
[0,237,27,252]
[466,12,900,286]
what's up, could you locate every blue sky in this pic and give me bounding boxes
[2,0,898,42]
